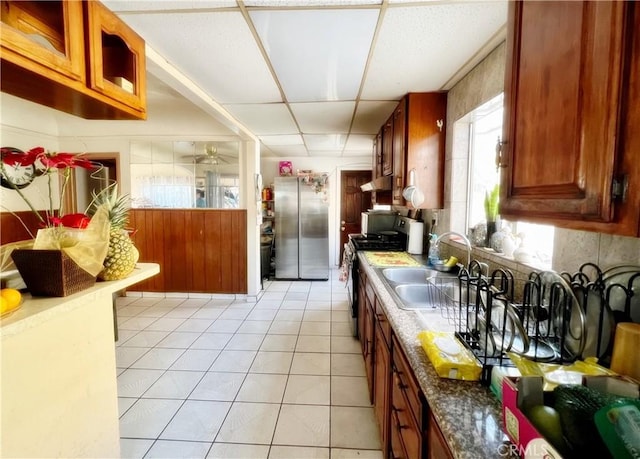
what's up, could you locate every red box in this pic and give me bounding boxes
[502,376,639,459]
[278,161,292,176]
[502,377,563,459]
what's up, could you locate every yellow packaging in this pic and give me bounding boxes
[418,330,482,381]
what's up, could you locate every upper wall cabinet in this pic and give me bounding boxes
[392,93,447,208]
[500,0,640,236]
[382,116,394,177]
[84,1,146,115]
[1,0,146,120]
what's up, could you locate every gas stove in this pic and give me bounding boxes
[348,233,407,252]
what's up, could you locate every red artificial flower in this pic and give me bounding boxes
[1,147,93,170]
[3,146,97,231]
[0,147,31,166]
[60,213,91,229]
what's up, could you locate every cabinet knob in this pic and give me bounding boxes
[436,119,444,132]
[340,227,345,231]
[341,220,345,225]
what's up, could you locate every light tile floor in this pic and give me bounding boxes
[116,268,383,459]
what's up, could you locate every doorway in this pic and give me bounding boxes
[64,153,121,213]
[339,170,372,262]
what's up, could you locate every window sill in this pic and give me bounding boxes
[441,240,551,274]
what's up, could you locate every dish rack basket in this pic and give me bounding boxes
[426,260,640,384]
[427,261,588,384]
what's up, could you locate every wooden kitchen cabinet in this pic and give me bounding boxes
[500,0,640,236]
[390,93,447,208]
[382,116,394,176]
[0,1,86,82]
[374,304,392,456]
[427,411,454,459]
[1,0,146,120]
[390,334,425,459]
[373,130,384,179]
[363,276,377,402]
[357,268,458,458]
[391,98,406,204]
[84,0,146,116]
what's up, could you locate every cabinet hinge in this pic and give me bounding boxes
[612,175,628,202]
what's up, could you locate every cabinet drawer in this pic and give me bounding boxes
[390,411,408,459]
[392,335,423,427]
[374,301,391,347]
[428,411,454,459]
[365,279,376,305]
[391,379,421,459]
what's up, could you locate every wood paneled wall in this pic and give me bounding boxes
[128,209,247,294]
[1,211,48,244]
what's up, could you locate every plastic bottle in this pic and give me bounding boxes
[428,234,440,266]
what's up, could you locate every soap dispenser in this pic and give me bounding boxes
[428,234,440,266]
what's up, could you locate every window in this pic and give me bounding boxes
[467,94,503,228]
[464,94,554,268]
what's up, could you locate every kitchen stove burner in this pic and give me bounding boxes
[349,232,405,252]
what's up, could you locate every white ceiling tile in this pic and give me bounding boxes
[303,134,347,150]
[290,101,355,133]
[342,150,372,158]
[361,2,507,99]
[264,145,310,157]
[103,1,236,12]
[259,134,304,146]
[102,1,508,158]
[344,134,374,151]
[245,0,381,6]
[351,101,398,134]
[250,9,378,102]
[117,11,282,104]
[224,104,298,135]
[309,150,343,157]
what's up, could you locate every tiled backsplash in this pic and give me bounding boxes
[438,230,640,303]
[438,241,538,303]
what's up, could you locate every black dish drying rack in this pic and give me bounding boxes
[429,261,640,385]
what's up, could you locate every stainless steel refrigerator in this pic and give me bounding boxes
[274,176,329,280]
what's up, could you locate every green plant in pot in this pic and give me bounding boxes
[484,184,500,247]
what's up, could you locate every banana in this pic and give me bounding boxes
[444,256,458,268]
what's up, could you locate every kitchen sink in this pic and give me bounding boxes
[393,278,463,310]
[381,267,445,284]
[394,283,442,309]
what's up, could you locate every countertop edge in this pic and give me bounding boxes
[0,263,160,337]
[358,254,510,459]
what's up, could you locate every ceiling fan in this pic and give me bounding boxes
[183,144,236,165]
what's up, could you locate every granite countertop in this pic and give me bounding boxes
[359,254,513,459]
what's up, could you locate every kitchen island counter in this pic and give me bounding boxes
[359,254,512,459]
[0,263,160,459]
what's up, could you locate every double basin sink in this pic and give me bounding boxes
[378,267,458,310]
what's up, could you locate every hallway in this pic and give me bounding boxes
[115,269,383,458]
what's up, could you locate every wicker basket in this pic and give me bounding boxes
[11,249,97,297]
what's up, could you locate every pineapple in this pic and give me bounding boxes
[89,185,139,280]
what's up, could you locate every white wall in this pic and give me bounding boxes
[0,94,61,212]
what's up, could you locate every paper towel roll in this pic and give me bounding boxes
[407,221,424,254]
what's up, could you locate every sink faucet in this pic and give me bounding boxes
[434,231,472,267]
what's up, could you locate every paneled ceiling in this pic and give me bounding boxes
[103,0,508,158]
